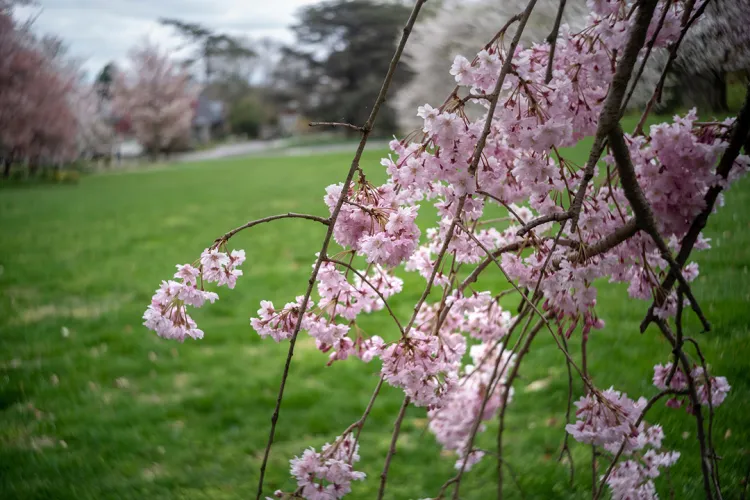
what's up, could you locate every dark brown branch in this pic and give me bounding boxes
[684,336,722,497]
[568,0,659,231]
[654,320,717,500]
[309,121,364,132]
[215,213,330,245]
[640,82,750,332]
[516,212,570,237]
[568,219,639,263]
[254,1,428,497]
[377,396,410,500]
[607,125,710,332]
[664,286,685,388]
[544,0,567,84]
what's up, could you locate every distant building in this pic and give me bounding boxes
[192,92,226,145]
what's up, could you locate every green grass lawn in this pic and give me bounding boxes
[1,124,749,499]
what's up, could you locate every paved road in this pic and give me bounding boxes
[174,139,390,163]
[175,139,287,162]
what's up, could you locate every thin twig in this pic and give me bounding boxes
[544,0,567,84]
[654,319,716,500]
[516,212,571,237]
[619,0,671,114]
[377,396,411,500]
[309,121,364,132]
[558,335,576,486]
[450,311,540,499]
[496,317,547,499]
[324,257,406,336]
[215,213,329,245]
[254,1,428,496]
[594,388,689,499]
[684,336,722,498]
[474,449,527,500]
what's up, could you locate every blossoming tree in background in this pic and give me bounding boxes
[112,42,195,160]
[143,0,746,498]
[0,6,79,174]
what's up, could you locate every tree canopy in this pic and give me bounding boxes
[274,0,413,134]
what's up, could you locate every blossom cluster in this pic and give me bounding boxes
[325,181,421,267]
[281,433,365,500]
[250,262,400,363]
[653,362,731,409]
[566,387,680,499]
[427,342,516,470]
[143,248,244,341]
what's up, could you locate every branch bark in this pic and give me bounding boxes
[568,0,659,231]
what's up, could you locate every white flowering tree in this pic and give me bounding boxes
[142,1,746,499]
[112,42,196,159]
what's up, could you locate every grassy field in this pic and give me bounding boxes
[1,127,749,499]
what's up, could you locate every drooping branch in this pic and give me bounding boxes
[568,0,659,231]
[466,0,539,178]
[449,311,541,499]
[309,121,365,132]
[215,213,330,246]
[607,124,710,332]
[594,387,691,499]
[544,0,567,84]
[516,211,570,237]
[496,316,547,499]
[568,219,639,263]
[640,81,750,332]
[254,1,428,496]
[619,0,672,114]
[377,396,411,500]
[653,319,718,500]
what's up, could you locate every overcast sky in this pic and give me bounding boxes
[15,0,321,79]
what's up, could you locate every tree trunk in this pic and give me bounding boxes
[3,158,11,178]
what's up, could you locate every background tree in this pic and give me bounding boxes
[95,62,116,100]
[112,42,196,159]
[71,83,115,160]
[0,5,78,176]
[159,18,255,83]
[274,0,412,135]
[228,93,273,138]
[668,0,750,112]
